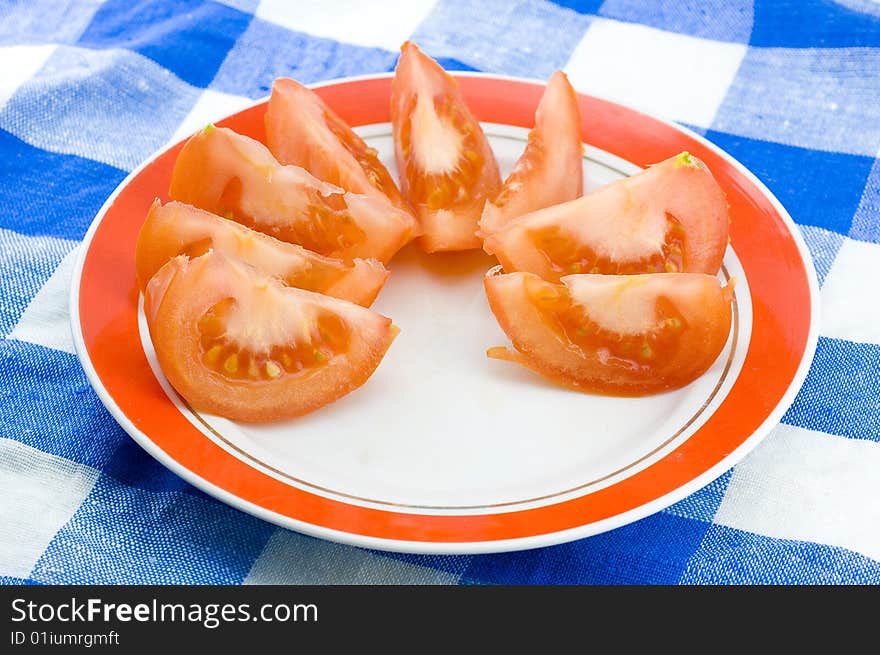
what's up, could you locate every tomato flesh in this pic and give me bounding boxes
[524,275,686,366]
[265,77,410,213]
[144,251,398,422]
[398,94,486,210]
[135,200,389,306]
[197,298,350,381]
[169,126,419,263]
[484,269,734,395]
[531,213,686,277]
[483,152,729,282]
[391,41,501,252]
[479,70,583,236]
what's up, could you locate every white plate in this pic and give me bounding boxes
[71,73,818,553]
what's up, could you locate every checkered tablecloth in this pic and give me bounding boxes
[2,0,879,585]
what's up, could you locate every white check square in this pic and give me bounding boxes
[256,0,437,52]
[168,89,254,145]
[9,247,79,355]
[714,424,880,561]
[0,44,57,109]
[0,439,98,578]
[820,237,880,345]
[565,18,746,128]
[245,529,460,584]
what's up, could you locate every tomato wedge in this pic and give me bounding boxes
[484,268,734,395]
[265,77,411,214]
[478,70,583,237]
[483,152,729,282]
[144,251,399,422]
[135,200,389,306]
[391,41,502,252]
[169,126,419,263]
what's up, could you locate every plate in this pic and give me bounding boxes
[70,73,819,554]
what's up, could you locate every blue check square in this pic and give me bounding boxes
[712,46,880,157]
[705,130,875,235]
[411,0,592,78]
[0,45,200,170]
[663,470,733,522]
[0,0,103,46]
[0,341,126,470]
[680,523,880,584]
[76,0,253,88]
[549,0,603,14]
[782,337,880,442]
[0,232,74,337]
[797,224,846,287]
[460,512,711,584]
[599,0,754,43]
[849,156,880,244]
[31,474,274,584]
[0,130,126,240]
[750,0,880,48]
[210,17,398,99]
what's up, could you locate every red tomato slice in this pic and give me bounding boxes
[144,251,399,422]
[265,77,411,214]
[135,200,389,306]
[168,126,419,263]
[483,152,729,282]
[391,41,502,252]
[478,70,583,237]
[484,268,734,395]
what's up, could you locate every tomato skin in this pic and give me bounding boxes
[391,41,502,252]
[484,269,733,395]
[478,70,583,237]
[168,126,419,263]
[144,251,398,422]
[135,200,389,306]
[483,152,729,282]
[265,77,411,215]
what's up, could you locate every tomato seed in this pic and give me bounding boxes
[265,361,282,379]
[203,344,223,365]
